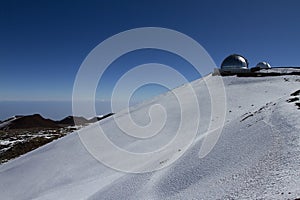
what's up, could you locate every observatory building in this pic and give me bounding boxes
[256,61,271,69]
[212,54,299,76]
[214,54,250,75]
[221,54,249,72]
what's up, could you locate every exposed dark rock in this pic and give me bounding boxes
[0,113,116,131]
[291,90,300,96]
[0,114,59,130]
[0,113,115,164]
[286,97,299,103]
[240,113,254,122]
[56,116,89,126]
[0,133,62,164]
[57,113,115,125]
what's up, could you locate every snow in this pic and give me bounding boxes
[262,67,300,74]
[0,73,300,199]
[66,125,83,129]
[0,140,12,146]
[0,140,25,146]
[0,116,17,129]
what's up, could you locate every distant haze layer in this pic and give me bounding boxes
[0,101,112,121]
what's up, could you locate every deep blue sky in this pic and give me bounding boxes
[1,0,300,119]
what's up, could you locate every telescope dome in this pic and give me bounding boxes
[256,61,271,69]
[221,54,249,69]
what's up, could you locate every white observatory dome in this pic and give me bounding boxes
[256,62,271,69]
[221,54,249,70]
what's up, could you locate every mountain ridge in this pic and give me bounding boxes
[0,74,299,199]
[0,113,114,130]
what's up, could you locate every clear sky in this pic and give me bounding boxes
[1,0,300,119]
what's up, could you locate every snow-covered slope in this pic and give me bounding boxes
[0,116,18,129]
[0,75,299,200]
